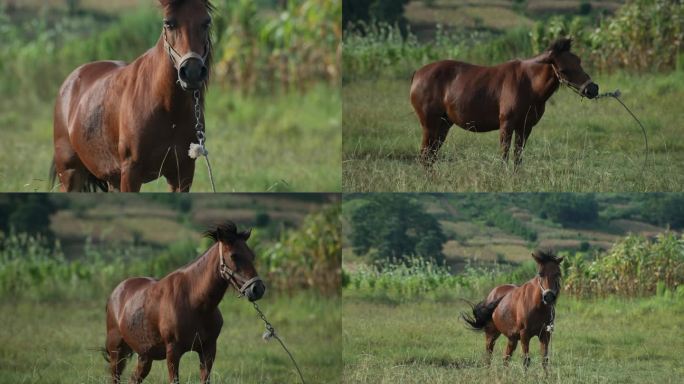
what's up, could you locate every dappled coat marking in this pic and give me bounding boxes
[410,38,598,166]
[104,222,265,384]
[462,250,563,370]
[52,0,214,192]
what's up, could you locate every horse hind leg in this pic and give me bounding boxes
[419,113,452,167]
[129,354,153,384]
[484,329,500,366]
[105,330,131,384]
[503,336,518,366]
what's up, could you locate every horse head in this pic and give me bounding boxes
[159,0,213,91]
[539,38,599,99]
[206,222,266,302]
[531,250,563,305]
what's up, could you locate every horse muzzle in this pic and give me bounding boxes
[244,279,266,302]
[582,82,599,99]
[177,54,207,91]
[542,290,557,305]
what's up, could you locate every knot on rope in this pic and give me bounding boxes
[188,142,208,159]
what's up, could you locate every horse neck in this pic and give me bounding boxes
[186,243,229,311]
[525,61,559,103]
[524,276,548,310]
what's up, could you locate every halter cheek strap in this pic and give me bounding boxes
[551,64,593,97]
[537,276,557,333]
[218,243,262,296]
[162,29,209,78]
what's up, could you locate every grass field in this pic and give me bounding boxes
[343,295,684,384]
[0,293,341,384]
[0,84,340,193]
[342,71,684,192]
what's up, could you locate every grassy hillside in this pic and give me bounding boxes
[343,193,682,272]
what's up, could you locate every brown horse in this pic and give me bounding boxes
[104,222,265,383]
[462,250,563,370]
[52,0,213,192]
[410,38,599,167]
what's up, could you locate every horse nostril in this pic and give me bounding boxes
[179,66,188,81]
[199,66,208,80]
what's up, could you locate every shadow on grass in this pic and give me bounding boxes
[397,356,484,369]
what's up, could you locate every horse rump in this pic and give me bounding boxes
[461,297,503,331]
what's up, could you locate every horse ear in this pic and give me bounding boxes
[531,252,542,263]
[557,256,564,264]
[240,229,252,241]
[548,38,573,56]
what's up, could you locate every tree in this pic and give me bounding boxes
[347,195,446,265]
[531,194,598,225]
[641,194,684,229]
[343,0,410,30]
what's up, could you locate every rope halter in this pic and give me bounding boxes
[537,275,557,333]
[218,243,262,297]
[551,64,594,98]
[162,29,209,88]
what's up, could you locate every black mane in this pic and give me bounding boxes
[204,221,250,244]
[532,249,561,264]
[548,38,572,54]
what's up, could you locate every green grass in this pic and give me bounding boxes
[342,71,684,192]
[0,293,341,384]
[0,84,340,192]
[343,295,684,383]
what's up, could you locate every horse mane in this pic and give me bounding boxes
[548,38,572,54]
[531,249,561,264]
[159,0,215,11]
[204,221,251,244]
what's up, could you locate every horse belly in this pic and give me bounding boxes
[445,86,500,133]
[120,286,163,354]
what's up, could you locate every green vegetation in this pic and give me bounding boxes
[0,0,341,192]
[0,295,340,384]
[0,195,342,383]
[342,1,684,192]
[343,296,684,384]
[345,194,446,264]
[343,227,684,383]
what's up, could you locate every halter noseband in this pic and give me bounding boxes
[218,243,262,297]
[162,29,209,85]
[551,64,593,97]
[537,275,559,305]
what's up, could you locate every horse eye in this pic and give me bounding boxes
[164,19,177,29]
[202,21,211,30]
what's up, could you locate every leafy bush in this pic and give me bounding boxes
[342,0,409,30]
[0,206,341,301]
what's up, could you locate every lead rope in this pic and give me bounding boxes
[552,65,649,169]
[594,89,649,169]
[252,302,306,384]
[188,89,217,192]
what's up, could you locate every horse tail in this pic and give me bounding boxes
[48,159,107,192]
[84,172,108,192]
[99,347,111,363]
[461,297,504,331]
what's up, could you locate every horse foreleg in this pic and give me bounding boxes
[198,342,216,384]
[540,330,551,372]
[513,126,533,168]
[520,332,531,369]
[165,344,182,384]
[499,121,514,163]
[503,337,518,366]
[129,355,152,384]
